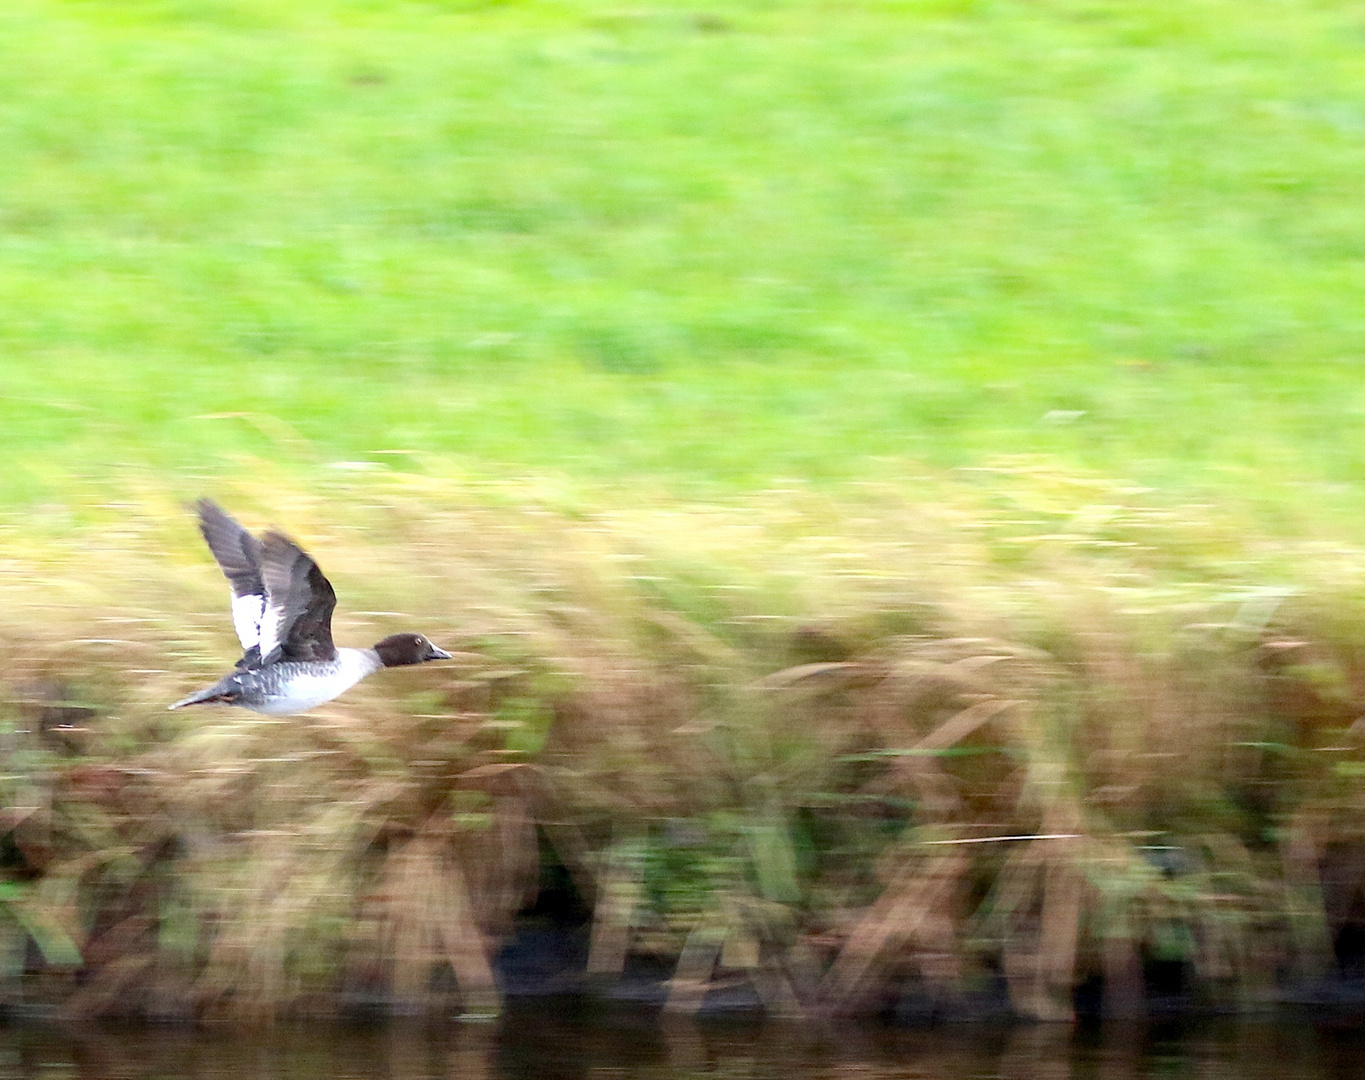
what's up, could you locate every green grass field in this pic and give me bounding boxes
[4,0,1365,530]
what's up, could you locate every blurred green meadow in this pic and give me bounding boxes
[3,0,1365,528]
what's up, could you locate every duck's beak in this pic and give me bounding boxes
[427,644,453,661]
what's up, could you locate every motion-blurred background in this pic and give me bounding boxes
[2,0,1365,1026]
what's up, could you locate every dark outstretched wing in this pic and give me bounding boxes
[196,499,266,657]
[257,531,338,663]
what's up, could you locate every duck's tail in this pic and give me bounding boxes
[168,684,236,710]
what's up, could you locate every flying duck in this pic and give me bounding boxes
[169,499,451,715]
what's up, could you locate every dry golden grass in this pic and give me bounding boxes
[2,469,1365,1021]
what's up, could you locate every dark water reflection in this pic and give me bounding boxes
[1,1006,1362,1080]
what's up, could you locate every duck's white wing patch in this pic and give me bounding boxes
[256,597,287,661]
[230,592,265,651]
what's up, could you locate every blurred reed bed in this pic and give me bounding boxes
[2,465,1365,1023]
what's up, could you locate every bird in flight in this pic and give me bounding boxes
[170,499,451,715]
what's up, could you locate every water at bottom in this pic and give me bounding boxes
[0,1004,1361,1080]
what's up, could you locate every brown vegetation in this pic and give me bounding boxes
[2,473,1365,1023]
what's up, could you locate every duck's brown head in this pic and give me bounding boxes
[373,633,452,668]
